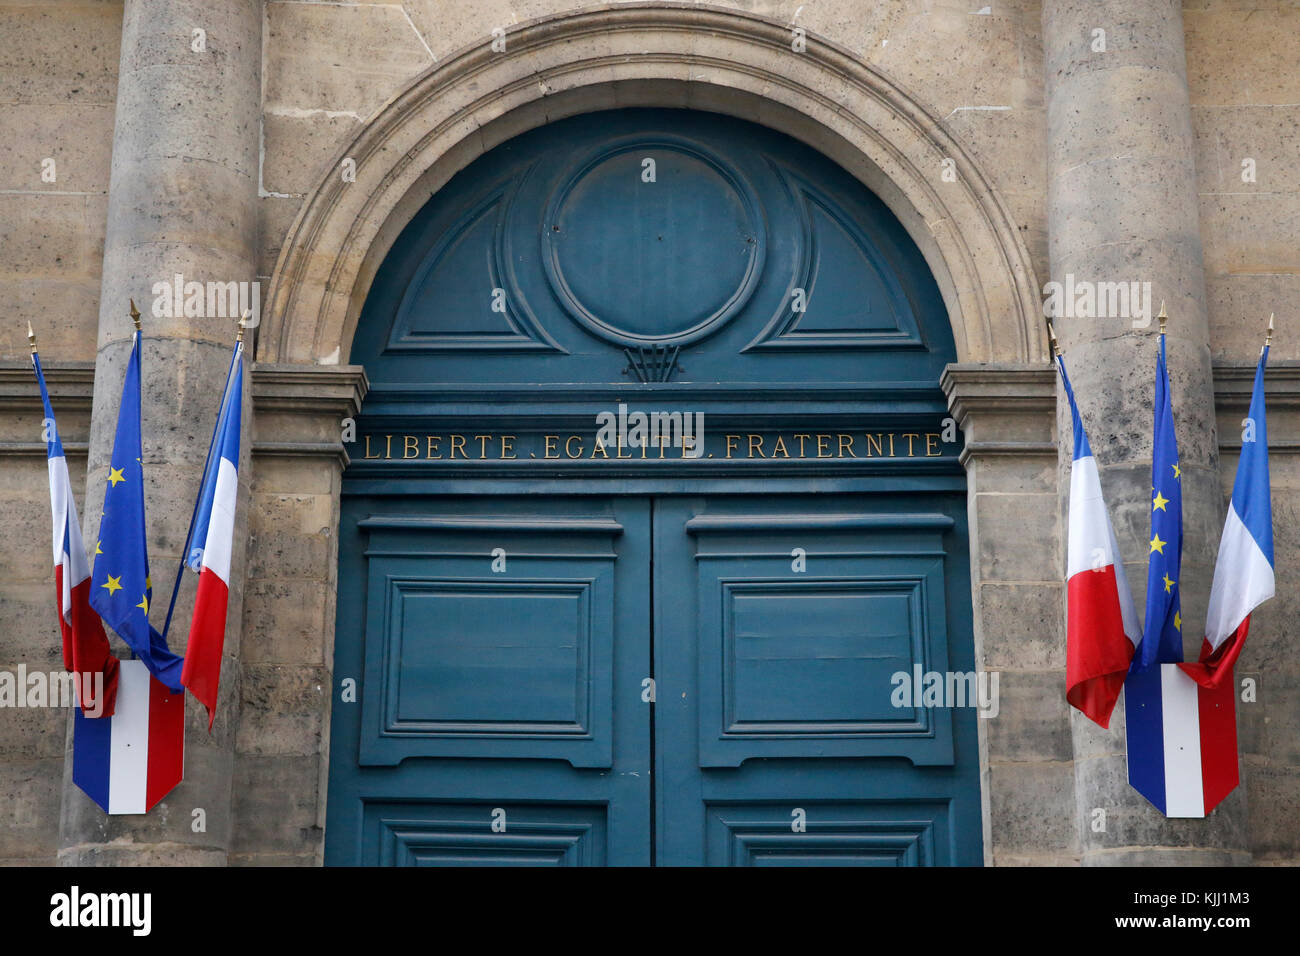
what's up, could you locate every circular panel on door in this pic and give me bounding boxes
[541,138,766,347]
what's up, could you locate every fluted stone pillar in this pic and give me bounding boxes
[58,0,261,865]
[1043,0,1249,865]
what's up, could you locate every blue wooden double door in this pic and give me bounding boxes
[324,108,982,864]
[329,490,980,866]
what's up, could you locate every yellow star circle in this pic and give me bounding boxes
[107,466,125,487]
[101,574,122,595]
[1150,534,1167,554]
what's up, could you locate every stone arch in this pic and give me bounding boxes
[260,4,1044,367]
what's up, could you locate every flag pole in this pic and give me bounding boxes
[1263,312,1274,357]
[1157,300,1167,337]
[28,320,37,355]
[160,310,246,643]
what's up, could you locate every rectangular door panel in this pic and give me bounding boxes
[357,513,624,768]
[326,496,651,866]
[655,494,983,867]
[364,800,608,866]
[686,509,955,767]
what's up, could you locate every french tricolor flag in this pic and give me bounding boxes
[1182,345,1274,689]
[180,340,243,729]
[73,660,184,813]
[1060,356,1140,728]
[33,343,119,718]
[1122,341,1271,818]
[1124,662,1238,818]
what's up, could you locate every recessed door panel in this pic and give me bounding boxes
[655,494,983,866]
[357,513,624,768]
[326,497,652,866]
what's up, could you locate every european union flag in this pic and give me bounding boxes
[89,329,184,691]
[1134,331,1183,670]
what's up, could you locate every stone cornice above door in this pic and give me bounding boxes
[250,363,368,468]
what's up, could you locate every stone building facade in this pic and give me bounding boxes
[0,0,1296,866]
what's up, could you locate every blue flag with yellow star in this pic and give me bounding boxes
[1134,331,1184,670]
[88,329,184,691]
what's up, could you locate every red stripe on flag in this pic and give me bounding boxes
[67,575,118,717]
[1197,670,1239,815]
[1066,565,1134,728]
[181,567,229,730]
[1180,619,1251,690]
[54,563,73,672]
[145,673,185,811]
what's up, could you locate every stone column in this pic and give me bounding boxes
[1043,0,1249,864]
[58,0,261,865]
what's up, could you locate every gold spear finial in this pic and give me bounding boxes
[1266,312,1274,348]
[129,298,141,331]
[27,320,36,354]
[236,309,250,344]
[1047,320,1061,358]
[1158,301,1167,336]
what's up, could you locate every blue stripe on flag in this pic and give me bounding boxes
[72,705,112,812]
[1233,347,1273,563]
[1125,665,1167,814]
[1056,356,1092,461]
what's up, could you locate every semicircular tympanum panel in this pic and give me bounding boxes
[353,109,953,386]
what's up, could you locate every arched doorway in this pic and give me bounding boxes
[325,108,982,865]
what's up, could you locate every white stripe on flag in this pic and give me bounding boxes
[1066,455,1116,577]
[108,660,150,814]
[1205,502,1275,650]
[47,456,67,565]
[1161,665,1205,818]
[201,457,238,583]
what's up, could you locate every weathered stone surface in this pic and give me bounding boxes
[986,669,1073,763]
[988,760,1077,854]
[264,1,432,117]
[230,754,322,859]
[974,492,1059,583]
[235,664,329,757]
[0,757,63,861]
[979,583,1065,672]
[0,2,121,106]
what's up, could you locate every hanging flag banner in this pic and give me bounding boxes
[75,304,185,812]
[1123,663,1238,818]
[1056,336,1139,729]
[72,659,184,814]
[1182,331,1274,689]
[1121,312,1272,817]
[88,316,185,691]
[179,333,244,730]
[30,323,120,718]
[1134,324,1184,672]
